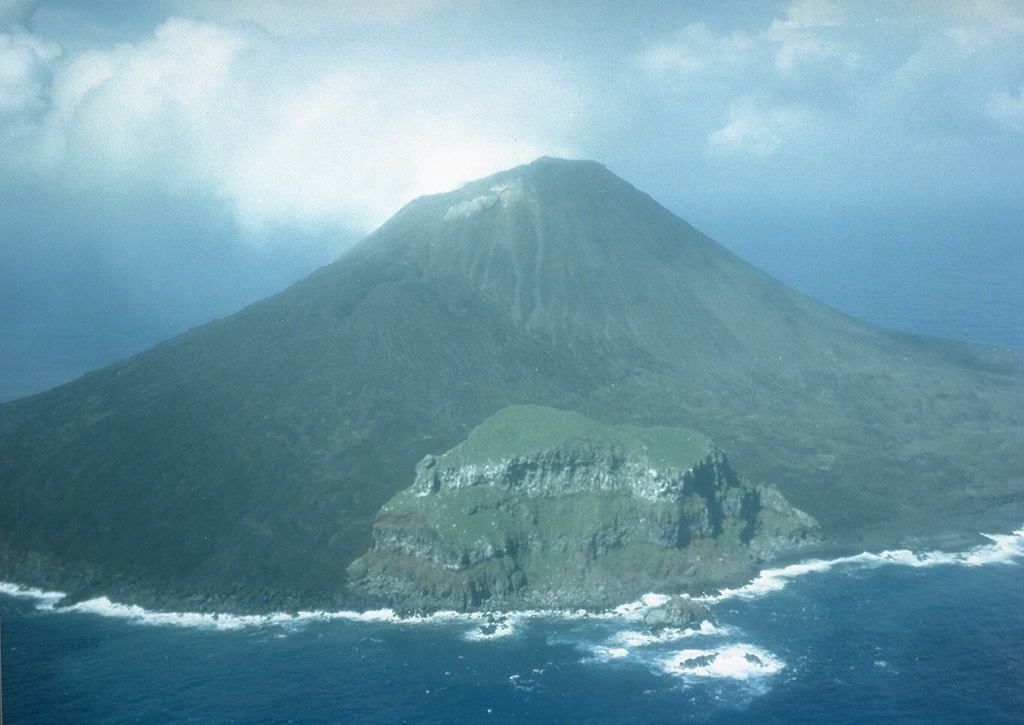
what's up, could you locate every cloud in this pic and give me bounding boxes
[707,97,815,156]
[988,84,1024,132]
[220,54,579,232]
[169,0,456,36]
[4,0,1023,244]
[0,28,59,121]
[768,0,845,33]
[635,22,753,77]
[944,0,1024,53]
[41,19,250,188]
[892,0,1024,81]
[635,0,1024,169]
[764,0,857,79]
[636,1,857,86]
[0,0,39,29]
[2,13,582,238]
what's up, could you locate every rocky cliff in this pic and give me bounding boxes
[348,405,818,612]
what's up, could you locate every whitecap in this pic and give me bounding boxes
[1,581,65,608]
[3,525,1020,632]
[586,645,631,663]
[703,523,1024,604]
[964,527,1024,564]
[660,644,784,680]
[324,607,402,623]
[462,612,520,640]
[608,619,723,648]
[611,592,671,618]
[63,596,300,631]
[701,558,840,603]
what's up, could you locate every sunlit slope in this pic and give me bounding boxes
[2,158,1022,610]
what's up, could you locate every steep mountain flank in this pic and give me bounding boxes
[348,406,818,612]
[2,157,1022,612]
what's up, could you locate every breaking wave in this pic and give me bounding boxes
[3,524,1021,644]
[700,524,1024,605]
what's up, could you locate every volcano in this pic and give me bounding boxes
[3,157,1022,612]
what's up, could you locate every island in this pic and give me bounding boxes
[4,157,1022,615]
[347,405,819,612]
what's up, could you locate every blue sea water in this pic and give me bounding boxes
[4,533,1024,724]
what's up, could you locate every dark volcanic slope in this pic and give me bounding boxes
[3,158,1023,610]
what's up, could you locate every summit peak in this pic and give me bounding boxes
[443,157,613,204]
[355,156,729,345]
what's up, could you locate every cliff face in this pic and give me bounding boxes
[348,406,818,612]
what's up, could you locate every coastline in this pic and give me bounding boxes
[5,524,1021,629]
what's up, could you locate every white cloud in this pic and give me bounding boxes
[48,19,249,187]
[637,1,856,84]
[4,0,1022,245]
[767,0,845,34]
[988,84,1024,133]
[707,97,814,156]
[221,57,577,232]
[1,13,581,238]
[766,0,856,80]
[893,0,1024,81]
[944,0,1024,52]
[637,0,1024,169]
[636,22,752,76]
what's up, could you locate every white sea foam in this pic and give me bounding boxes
[702,524,1024,604]
[63,596,306,631]
[610,592,671,621]
[0,585,417,631]
[608,620,723,648]
[660,644,784,680]
[589,645,631,662]
[0,582,542,635]
[568,523,1024,686]
[3,525,1020,632]
[462,612,521,640]
[0,582,65,608]
[582,626,784,685]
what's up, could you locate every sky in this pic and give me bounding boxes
[2,0,1023,400]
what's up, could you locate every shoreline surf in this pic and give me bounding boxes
[3,524,1021,633]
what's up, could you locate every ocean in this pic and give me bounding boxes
[3,234,1023,724]
[4,534,1024,723]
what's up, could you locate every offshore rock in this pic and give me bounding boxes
[643,596,713,630]
[347,405,819,612]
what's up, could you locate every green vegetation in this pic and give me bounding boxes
[437,404,712,471]
[350,405,817,610]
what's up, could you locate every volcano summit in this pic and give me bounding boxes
[2,158,1022,612]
